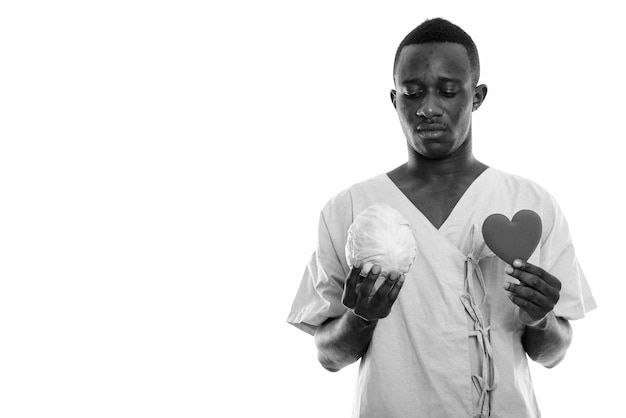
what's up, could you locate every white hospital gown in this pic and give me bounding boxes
[287,167,596,418]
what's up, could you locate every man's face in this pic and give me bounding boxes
[391,42,483,160]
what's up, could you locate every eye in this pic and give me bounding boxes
[440,90,458,98]
[403,90,422,99]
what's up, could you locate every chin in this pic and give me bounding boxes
[412,142,456,160]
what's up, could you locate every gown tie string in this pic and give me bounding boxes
[462,225,498,417]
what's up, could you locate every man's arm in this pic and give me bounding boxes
[314,263,405,372]
[314,312,378,372]
[505,259,573,367]
[522,312,573,368]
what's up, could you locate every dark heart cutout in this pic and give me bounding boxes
[482,210,542,265]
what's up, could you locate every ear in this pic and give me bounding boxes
[390,89,397,109]
[472,84,488,111]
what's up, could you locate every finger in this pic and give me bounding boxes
[507,293,545,321]
[387,274,406,302]
[345,262,362,287]
[505,263,561,303]
[342,262,363,308]
[372,272,400,301]
[512,259,562,290]
[357,264,381,300]
[505,267,555,298]
[504,282,553,309]
[516,272,560,303]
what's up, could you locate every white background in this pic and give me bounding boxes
[0,1,623,417]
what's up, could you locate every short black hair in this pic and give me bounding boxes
[393,18,480,86]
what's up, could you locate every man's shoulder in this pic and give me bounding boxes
[486,167,564,227]
[488,167,553,198]
[322,173,388,211]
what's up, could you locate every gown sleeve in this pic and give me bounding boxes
[539,194,597,320]
[286,191,353,335]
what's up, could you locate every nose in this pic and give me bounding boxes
[416,94,443,119]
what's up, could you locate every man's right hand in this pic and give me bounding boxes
[341,262,406,321]
[315,262,405,371]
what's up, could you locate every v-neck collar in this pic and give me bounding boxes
[383,167,492,233]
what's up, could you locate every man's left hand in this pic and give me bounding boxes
[504,259,562,326]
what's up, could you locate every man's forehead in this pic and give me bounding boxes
[395,42,471,83]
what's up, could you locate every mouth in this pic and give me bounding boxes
[416,123,447,139]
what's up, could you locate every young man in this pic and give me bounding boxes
[287,18,596,417]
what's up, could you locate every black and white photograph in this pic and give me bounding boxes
[0,1,623,417]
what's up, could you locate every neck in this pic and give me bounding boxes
[406,137,482,180]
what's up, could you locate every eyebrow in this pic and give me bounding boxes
[400,76,463,85]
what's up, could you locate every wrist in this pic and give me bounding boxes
[526,311,555,330]
[346,310,379,329]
